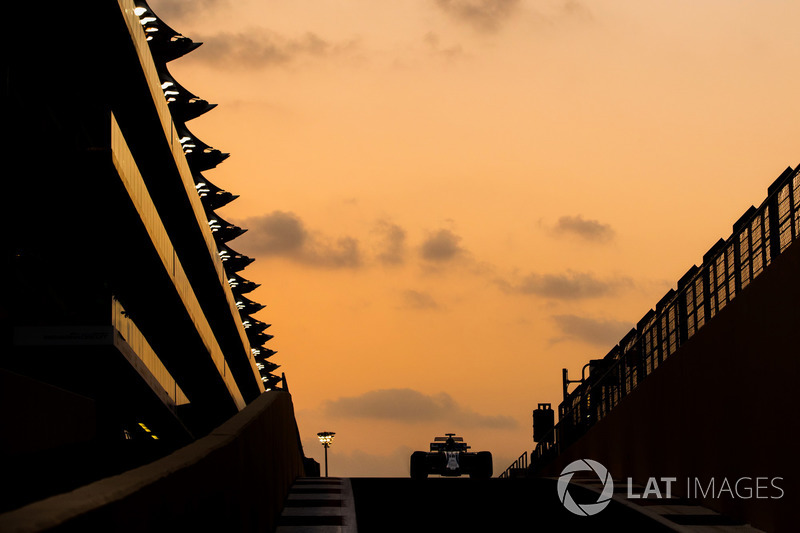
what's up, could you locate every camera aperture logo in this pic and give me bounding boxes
[557,459,614,516]
[556,460,784,517]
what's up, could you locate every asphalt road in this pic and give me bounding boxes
[349,477,676,533]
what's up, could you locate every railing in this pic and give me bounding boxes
[110,114,248,409]
[535,164,800,469]
[532,433,558,468]
[112,296,190,408]
[499,451,528,478]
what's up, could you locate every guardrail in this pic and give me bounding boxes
[499,451,528,478]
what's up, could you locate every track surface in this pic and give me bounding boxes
[349,477,675,532]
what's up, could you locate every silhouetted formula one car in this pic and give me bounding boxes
[410,434,493,479]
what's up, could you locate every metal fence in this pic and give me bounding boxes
[499,451,528,479]
[530,164,800,469]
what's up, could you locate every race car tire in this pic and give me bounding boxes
[469,451,493,479]
[410,451,428,479]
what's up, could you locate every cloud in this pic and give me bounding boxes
[551,314,633,346]
[420,229,466,262]
[185,29,359,69]
[401,290,440,310]
[236,215,472,270]
[150,0,228,24]
[324,389,518,429]
[561,0,593,20]
[373,220,407,266]
[434,0,522,32]
[423,32,467,61]
[500,270,630,299]
[552,215,615,243]
[238,211,361,268]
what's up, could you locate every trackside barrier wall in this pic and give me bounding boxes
[0,391,305,533]
[539,238,800,533]
[529,166,799,532]
[549,167,799,452]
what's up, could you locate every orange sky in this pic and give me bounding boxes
[152,0,799,476]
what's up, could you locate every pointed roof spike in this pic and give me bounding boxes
[205,209,246,243]
[218,242,255,272]
[135,0,204,62]
[188,147,230,172]
[193,173,238,209]
[261,362,280,373]
[157,65,217,122]
[228,272,260,294]
[254,346,278,359]
[134,0,280,381]
[262,374,282,389]
[247,331,274,346]
[241,317,270,333]
[236,295,266,315]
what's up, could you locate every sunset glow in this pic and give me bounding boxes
[152,0,800,476]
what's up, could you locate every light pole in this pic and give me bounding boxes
[317,431,335,477]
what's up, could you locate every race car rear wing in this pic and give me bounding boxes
[430,435,470,452]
